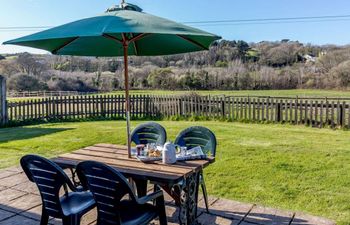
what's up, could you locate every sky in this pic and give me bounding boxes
[1,0,350,54]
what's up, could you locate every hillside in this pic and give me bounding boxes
[1,39,350,92]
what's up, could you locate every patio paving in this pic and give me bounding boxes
[0,166,336,225]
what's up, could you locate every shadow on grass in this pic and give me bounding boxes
[0,127,74,143]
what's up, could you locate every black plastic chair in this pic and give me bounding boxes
[131,122,167,146]
[20,155,96,225]
[76,161,168,225]
[174,126,217,213]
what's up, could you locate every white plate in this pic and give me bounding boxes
[136,156,162,163]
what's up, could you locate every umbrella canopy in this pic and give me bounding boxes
[4,3,220,56]
[4,1,221,157]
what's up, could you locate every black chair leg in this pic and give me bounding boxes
[134,178,148,197]
[201,179,209,213]
[40,208,49,225]
[62,215,81,225]
[153,184,160,205]
[156,195,168,225]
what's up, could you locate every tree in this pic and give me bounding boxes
[16,53,47,76]
[330,60,350,88]
[236,40,250,58]
[147,68,177,89]
[8,74,48,91]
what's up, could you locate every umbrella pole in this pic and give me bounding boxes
[123,42,131,158]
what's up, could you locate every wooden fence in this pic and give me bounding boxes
[5,94,350,129]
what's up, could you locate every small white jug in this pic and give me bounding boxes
[162,142,177,164]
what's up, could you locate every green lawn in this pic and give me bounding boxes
[0,120,349,224]
[8,89,350,102]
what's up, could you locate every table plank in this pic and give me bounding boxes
[83,146,128,155]
[95,143,128,149]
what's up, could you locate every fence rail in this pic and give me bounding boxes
[5,94,350,129]
[7,91,99,98]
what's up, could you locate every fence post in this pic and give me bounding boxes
[179,96,183,116]
[340,102,345,127]
[221,95,226,118]
[0,76,7,125]
[276,101,281,122]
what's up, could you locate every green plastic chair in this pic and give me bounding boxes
[174,126,217,213]
[131,122,167,146]
[131,122,167,197]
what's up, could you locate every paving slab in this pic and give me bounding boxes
[244,205,294,225]
[0,170,21,180]
[0,189,27,205]
[2,194,41,213]
[0,186,7,193]
[20,204,42,220]
[11,181,39,195]
[165,205,181,223]
[291,212,336,225]
[151,205,181,225]
[209,198,254,221]
[0,209,15,222]
[4,167,23,173]
[197,213,240,225]
[197,195,219,213]
[0,215,38,225]
[239,222,260,225]
[0,173,27,188]
[80,208,97,225]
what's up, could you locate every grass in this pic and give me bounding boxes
[0,120,350,224]
[8,89,350,102]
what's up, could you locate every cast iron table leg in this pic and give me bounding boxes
[174,171,201,225]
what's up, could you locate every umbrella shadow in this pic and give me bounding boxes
[0,127,74,143]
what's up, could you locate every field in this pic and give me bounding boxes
[104,89,350,98]
[8,89,350,102]
[0,120,349,224]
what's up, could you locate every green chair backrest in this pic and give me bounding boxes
[174,126,217,157]
[131,122,167,146]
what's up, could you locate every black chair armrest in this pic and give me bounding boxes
[137,190,164,205]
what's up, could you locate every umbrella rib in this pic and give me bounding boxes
[51,37,79,54]
[103,33,123,43]
[130,34,139,55]
[176,35,208,50]
[129,33,150,43]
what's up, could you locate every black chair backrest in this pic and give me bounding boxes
[174,126,217,157]
[131,122,167,146]
[76,161,137,224]
[20,155,73,218]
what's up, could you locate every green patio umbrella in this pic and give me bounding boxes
[4,1,221,157]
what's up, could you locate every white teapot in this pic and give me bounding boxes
[162,142,177,164]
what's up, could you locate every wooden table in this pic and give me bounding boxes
[53,143,215,225]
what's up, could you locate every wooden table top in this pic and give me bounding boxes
[53,143,215,185]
